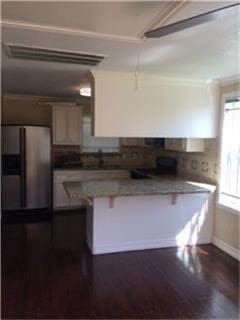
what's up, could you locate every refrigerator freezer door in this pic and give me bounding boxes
[1,126,22,210]
[25,127,51,209]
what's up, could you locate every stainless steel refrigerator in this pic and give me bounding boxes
[1,126,52,212]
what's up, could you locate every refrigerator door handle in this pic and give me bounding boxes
[20,127,27,208]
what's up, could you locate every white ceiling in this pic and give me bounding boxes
[1,1,240,98]
[2,1,169,38]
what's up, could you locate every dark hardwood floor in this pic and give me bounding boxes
[2,211,239,319]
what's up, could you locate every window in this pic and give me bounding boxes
[219,96,240,212]
[81,116,120,153]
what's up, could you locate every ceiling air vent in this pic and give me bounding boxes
[5,44,106,66]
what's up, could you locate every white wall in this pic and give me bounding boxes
[213,82,240,256]
[91,71,219,138]
[2,96,52,126]
[164,81,240,258]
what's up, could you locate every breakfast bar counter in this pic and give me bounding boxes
[64,178,216,255]
[63,177,213,199]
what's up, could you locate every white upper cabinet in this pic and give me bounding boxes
[53,107,68,144]
[52,104,82,145]
[165,138,205,152]
[90,71,219,138]
[67,107,82,143]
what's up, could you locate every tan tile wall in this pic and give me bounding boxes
[154,139,219,183]
[53,145,156,168]
[177,139,218,183]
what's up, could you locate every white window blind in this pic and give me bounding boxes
[219,98,240,211]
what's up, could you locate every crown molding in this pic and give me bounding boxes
[1,19,143,44]
[3,94,56,101]
[41,102,78,108]
[90,70,207,87]
[3,93,73,102]
[216,75,240,87]
[3,93,91,106]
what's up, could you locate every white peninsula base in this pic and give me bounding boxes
[86,192,214,255]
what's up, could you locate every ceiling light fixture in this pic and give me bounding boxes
[80,87,91,97]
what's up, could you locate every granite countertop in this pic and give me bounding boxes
[54,168,130,172]
[54,166,134,171]
[64,177,215,200]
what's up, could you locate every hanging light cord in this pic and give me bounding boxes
[134,39,146,91]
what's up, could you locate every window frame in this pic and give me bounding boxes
[217,91,240,216]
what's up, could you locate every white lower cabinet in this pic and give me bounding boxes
[53,169,129,210]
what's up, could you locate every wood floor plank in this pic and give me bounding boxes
[1,212,239,319]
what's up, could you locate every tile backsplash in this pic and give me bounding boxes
[156,139,219,183]
[53,145,156,168]
[53,139,219,184]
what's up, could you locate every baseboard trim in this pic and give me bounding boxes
[212,236,240,261]
[92,236,211,255]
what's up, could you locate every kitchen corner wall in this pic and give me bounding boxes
[156,139,219,184]
[158,82,239,255]
[176,141,218,183]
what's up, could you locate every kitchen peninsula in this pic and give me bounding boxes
[64,177,216,255]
